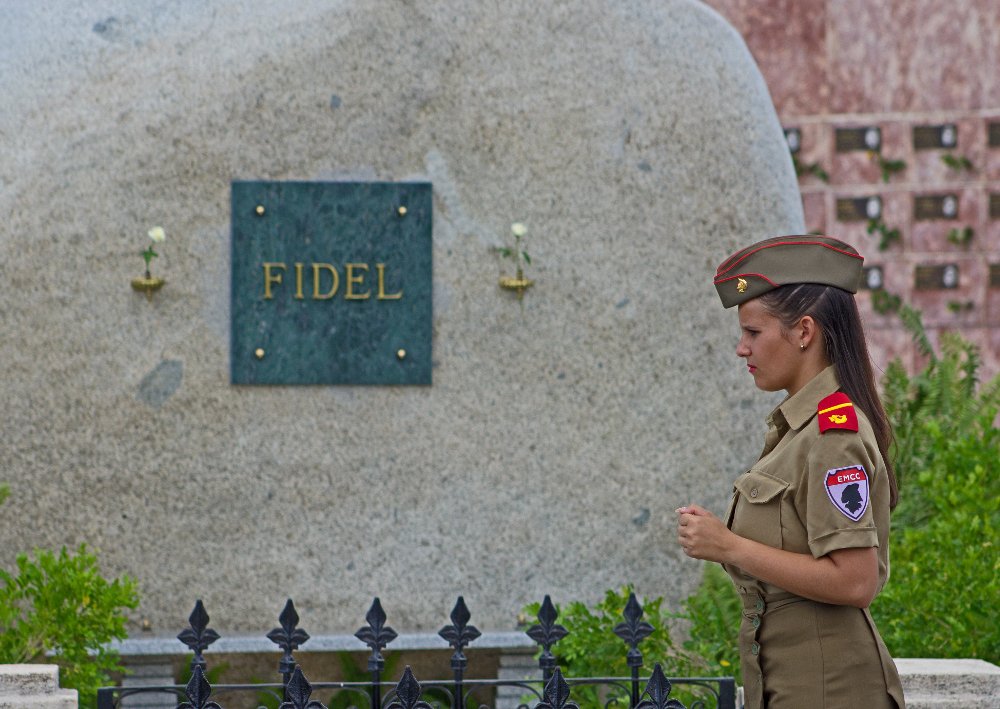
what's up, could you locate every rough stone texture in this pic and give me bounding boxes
[0,665,77,708]
[896,658,1000,709]
[0,0,802,637]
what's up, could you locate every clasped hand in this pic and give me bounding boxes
[676,504,734,563]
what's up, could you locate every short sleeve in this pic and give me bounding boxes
[802,429,880,557]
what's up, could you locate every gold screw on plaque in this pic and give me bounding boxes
[255,348,265,359]
[397,206,408,217]
[397,349,407,360]
[255,205,266,216]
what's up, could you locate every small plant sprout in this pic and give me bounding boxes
[792,155,829,183]
[142,226,166,277]
[871,289,902,315]
[946,300,974,314]
[940,154,974,172]
[866,217,901,251]
[868,151,907,183]
[497,222,534,299]
[947,226,974,247]
[131,226,167,298]
[498,222,531,269]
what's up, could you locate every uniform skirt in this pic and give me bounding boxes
[737,590,905,709]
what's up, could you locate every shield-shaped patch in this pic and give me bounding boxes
[824,465,870,521]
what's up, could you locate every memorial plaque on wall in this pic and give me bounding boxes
[915,264,959,290]
[784,127,801,154]
[912,124,957,150]
[862,266,884,290]
[913,194,959,220]
[231,181,432,385]
[835,126,880,152]
[836,196,881,222]
[989,122,1000,148]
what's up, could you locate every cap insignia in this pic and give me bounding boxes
[736,277,748,293]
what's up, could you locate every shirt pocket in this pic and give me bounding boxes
[731,471,789,549]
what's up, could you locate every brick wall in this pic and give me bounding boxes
[704,0,1000,379]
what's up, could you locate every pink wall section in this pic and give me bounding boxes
[703,0,1000,379]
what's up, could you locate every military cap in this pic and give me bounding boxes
[714,235,864,308]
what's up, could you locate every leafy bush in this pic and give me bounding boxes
[870,420,999,662]
[0,544,139,708]
[522,585,734,709]
[881,305,1000,499]
[872,308,1000,662]
[677,564,741,686]
[325,652,406,709]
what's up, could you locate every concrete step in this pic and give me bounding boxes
[897,658,1000,708]
[901,691,998,709]
[0,664,61,695]
[0,664,76,708]
[0,694,77,709]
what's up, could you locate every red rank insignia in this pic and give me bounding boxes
[817,392,858,433]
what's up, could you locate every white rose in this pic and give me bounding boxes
[148,226,166,243]
[510,223,527,238]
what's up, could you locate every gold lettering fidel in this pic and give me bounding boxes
[262,262,286,299]
[262,262,404,301]
[312,263,339,299]
[376,263,402,300]
[294,263,305,300]
[345,263,370,300]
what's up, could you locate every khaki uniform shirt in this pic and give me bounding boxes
[723,366,904,709]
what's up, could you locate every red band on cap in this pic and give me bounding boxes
[716,239,863,278]
[713,272,778,286]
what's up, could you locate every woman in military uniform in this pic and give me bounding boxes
[676,235,905,708]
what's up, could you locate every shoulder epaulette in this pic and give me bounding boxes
[817,391,858,433]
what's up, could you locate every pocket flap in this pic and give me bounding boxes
[734,471,788,503]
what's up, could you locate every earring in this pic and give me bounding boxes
[800,343,806,350]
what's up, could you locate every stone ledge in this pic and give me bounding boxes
[0,698,77,709]
[0,664,62,695]
[111,630,535,656]
[899,693,996,709]
[0,665,77,708]
[896,658,1000,709]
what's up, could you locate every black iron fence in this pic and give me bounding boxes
[96,594,736,709]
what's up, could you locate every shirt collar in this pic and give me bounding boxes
[774,365,841,431]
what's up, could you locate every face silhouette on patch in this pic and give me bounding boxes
[824,465,870,521]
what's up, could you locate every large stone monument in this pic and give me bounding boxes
[0,0,802,640]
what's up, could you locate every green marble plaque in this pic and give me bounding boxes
[231,181,432,385]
